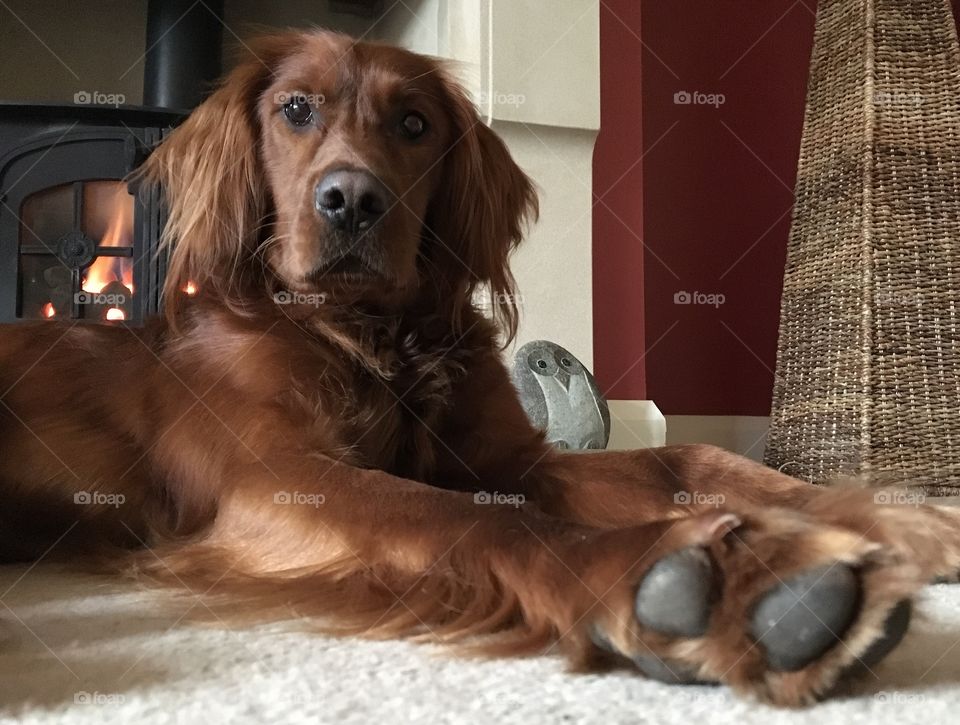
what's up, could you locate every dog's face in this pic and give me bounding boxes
[143,30,537,333]
[256,36,454,298]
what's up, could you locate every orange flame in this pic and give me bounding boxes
[182,280,198,296]
[42,302,56,318]
[105,307,126,321]
[82,188,134,296]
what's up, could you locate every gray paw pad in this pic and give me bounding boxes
[750,564,860,672]
[634,546,717,637]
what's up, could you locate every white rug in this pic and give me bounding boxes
[1,564,959,724]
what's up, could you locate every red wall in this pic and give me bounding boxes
[593,0,817,414]
[639,0,817,415]
[594,1,960,416]
[592,0,647,401]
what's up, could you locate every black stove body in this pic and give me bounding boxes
[0,104,181,324]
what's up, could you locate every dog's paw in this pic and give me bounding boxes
[582,506,930,706]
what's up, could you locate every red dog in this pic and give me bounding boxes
[1,31,958,706]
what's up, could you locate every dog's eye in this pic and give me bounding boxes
[400,112,427,139]
[283,96,314,127]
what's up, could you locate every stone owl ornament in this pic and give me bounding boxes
[511,340,611,450]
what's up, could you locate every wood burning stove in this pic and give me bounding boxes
[0,104,181,324]
[0,0,223,326]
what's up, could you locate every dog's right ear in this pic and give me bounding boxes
[137,39,283,322]
[427,69,538,344]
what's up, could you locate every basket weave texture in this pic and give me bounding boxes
[765,0,960,494]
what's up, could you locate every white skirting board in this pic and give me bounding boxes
[606,400,666,450]
[606,411,960,504]
[605,406,771,462]
[664,415,771,462]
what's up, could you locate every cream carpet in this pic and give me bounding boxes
[1,564,958,724]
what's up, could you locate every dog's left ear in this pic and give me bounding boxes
[428,79,539,342]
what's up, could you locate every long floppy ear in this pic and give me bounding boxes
[428,79,539,343]
[137,41,283,322]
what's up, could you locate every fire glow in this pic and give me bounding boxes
[82,191,134,297]
[73,184,135,322]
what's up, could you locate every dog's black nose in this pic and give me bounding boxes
[315,169,391,234]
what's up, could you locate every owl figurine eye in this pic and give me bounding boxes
[555,351,583,374]
[529,353,559,376]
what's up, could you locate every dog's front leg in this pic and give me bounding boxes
[520,445,817,528]
[141,455,727,663]
[136,454,950,705]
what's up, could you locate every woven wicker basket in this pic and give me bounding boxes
[765,0,960,494]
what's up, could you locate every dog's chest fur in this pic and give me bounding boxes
[334,316,480,479]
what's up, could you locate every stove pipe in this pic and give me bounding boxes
[143,0,224,111]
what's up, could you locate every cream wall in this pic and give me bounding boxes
[0,0,600,367]
[483,2,600,366]
[226,0,444,55]
[407,0,600,366]
[497,121,597,362]
[0,0,146,103]
[666,416,770,462]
